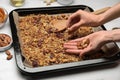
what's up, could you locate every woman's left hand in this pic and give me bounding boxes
[64,30,112,57]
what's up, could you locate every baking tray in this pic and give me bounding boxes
[9,5,120,75]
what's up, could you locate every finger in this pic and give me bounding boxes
[67,12,80,28]
[70,37,85,42]
[67,40,77,43]
[64,41,77,44]
[64,42,77,49]
[68,22,82,32]
[64,45,78,49]
[66,17,73,28]
[64,42,77,46]
[65,49,82,55]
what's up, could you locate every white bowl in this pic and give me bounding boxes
[57,0,73,5]
[0,7,8,29]
[0,34,13,52]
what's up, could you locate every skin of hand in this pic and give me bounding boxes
[67,3,120,32]
[64,30,113,57]
[67,10,101,32]
[64,3,120,57]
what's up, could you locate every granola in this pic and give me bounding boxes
[18,14,95,67]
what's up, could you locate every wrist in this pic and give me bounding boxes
[103,30,114,43]
[108,29,120,42]
[96,14,105,26]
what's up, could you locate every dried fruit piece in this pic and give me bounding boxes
[32,60,39,67]
[0,8,5,16]
[0,13,4,23]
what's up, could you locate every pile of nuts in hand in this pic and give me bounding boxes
[77,38,90,49]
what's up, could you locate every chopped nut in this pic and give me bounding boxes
[7,55,13,60]
[5,50,13,60]
[5,50,11,55]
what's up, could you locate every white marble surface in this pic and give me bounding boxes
[0,0,120,80]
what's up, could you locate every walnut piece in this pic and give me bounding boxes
[77,38,90,49]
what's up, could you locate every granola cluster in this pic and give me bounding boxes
[77,38,90,49]
[18,14,93,67]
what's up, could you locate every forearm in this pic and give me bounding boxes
[105,29,120,42]
[98,3,120,25]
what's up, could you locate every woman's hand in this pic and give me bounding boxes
[64,31,113,57]
[64,3,120,57]
[67,10,102,32]
[67,3,120,33]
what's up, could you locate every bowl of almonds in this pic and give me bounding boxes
[0,7,8,28]
[0,33,13,52]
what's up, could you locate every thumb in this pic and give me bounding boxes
[68,22,82,32]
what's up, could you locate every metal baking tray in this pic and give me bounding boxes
[9,5,120,75]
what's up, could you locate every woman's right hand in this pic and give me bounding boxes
[67,10,102,32]
[67,3,120,32]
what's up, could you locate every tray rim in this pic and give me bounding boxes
[9,5,120,75]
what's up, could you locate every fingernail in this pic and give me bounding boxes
[67,28,70,30]
[68,28,72,32]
